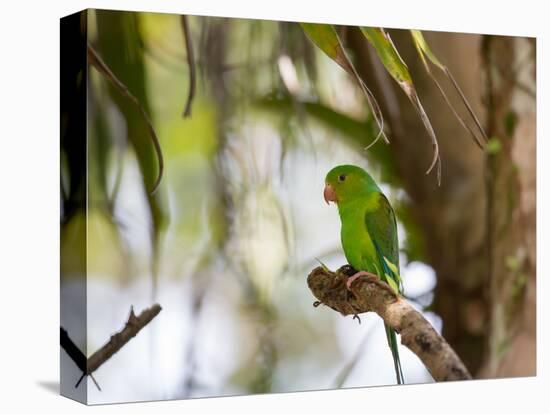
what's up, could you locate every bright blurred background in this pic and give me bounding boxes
[60,9,536,404]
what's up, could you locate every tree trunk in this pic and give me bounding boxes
[345,29,535,377]
[478,35,536,378]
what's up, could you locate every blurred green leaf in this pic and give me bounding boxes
[486,137,502,155]
[95,11,165,196]
[505,255,522,271]
[88,43,164,195]
[88,87,112,206]
[95,10,169,292]
[504,110,518,138]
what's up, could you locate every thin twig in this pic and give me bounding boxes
[87,304,162,374]
[181,15,196,118]
[308,266,471,381]
[60,304,162,390]
[87,43,164,195]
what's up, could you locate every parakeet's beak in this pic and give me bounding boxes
[324,183,337,204]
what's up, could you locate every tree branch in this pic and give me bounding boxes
[307,266,471,381]
[61,304,162,389]
[87,304,162,374]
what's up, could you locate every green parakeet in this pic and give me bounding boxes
[324,164,405,384]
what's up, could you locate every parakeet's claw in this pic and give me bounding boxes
[347,270,400,300]
[352,314,361,324]
[313,301,322,307]
[346,271,374,290]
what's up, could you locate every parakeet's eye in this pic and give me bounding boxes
[338,174,346,182]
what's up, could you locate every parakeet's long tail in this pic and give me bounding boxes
[384,323,404,385]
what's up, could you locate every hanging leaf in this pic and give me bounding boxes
[87,44,164,195]
[361,27,441,183]
[410,30,445,70]
[300,23,388,146]
[300,23,355,74]
[410,29,488,148]
[95,10,169,298]
[361,28,413,92]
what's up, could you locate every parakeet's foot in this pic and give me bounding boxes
[346,271,375,290]
[347,271,400,300]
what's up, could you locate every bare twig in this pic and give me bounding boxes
[87,43,164,195]
[181,15,196,117]
[60,304,162,390]
[307,266,471,381]
[87,304,162,374]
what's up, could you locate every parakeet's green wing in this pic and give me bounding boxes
[364,192,400,288]
[364,192,405,384]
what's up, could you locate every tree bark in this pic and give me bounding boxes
[478,35,536,378]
